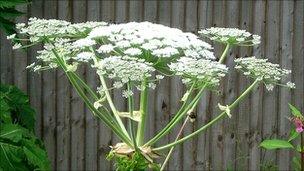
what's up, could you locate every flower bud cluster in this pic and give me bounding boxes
[199,27,261,46]
[169,57,228,87]
[94,56,155,90]
[234,57,294,91]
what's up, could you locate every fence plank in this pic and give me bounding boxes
[42,0,57,169]
[249,1,266,170]
[196,0,213,170]
[70,1,86,170]
[278,1,294,170]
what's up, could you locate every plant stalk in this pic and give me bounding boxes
[160,116,190,171]
[301,132,304,171]
[154,79,259,151]
[136,78,148,146]
[127,83,138,150]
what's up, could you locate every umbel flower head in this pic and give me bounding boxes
[169,57,228,88]
[234,57,295,91]
[89,22,215,63]
[199,27,261,46]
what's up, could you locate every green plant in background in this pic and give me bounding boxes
[8,18,295,170]
[0,84,50,171]
[0,0,31,36]
[260,104,304,171]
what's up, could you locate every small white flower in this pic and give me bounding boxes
[73,38,96,48]
[156,75,164,80]
[97,44,115,53]
[122,90,134,98]
[124,48,142,56]
[265,84,274,91]
[7,34,16,40]
[13,43,22,49]
[75,52,95,62]
[286,81,296,89]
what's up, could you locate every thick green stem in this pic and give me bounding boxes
[51,48,132,146]
[127,83,138,150]
[144,83,198,146]
[136,78,148,146]
[219,43,230,63]
[154,79,259,151]
[99,75,130,139]
[160,116,189,171]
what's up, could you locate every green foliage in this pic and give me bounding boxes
[288,128,300,142]
[0,0,30,36]
[260,139,294,150]
[107,151,160,171]
[289,103,303,117]
[0,84,35,131]
[0,84,50,171]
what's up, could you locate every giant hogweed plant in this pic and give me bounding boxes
[8,18,295,170]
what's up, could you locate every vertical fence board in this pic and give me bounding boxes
[42,0,57,169]
[278,1,294,170]
[210,1,225,170]
[235,1,253,170]
[222,1,239,170]
[196,0,213,170]
[168,1,185,170]
[249,1,266,170]
[70,1,86,170]
[183,0,198,170]
[262,1,281,166]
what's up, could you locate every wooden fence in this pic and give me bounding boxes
[1,0,303,170]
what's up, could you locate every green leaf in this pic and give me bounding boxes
[292,157,301,171]
[0,142,30,171]
[289,103,302,117]
[288,128,300,142]
[0,124,28,143]
[0,97,12,123]
[0,8,24,19]
[0,0,30,8]
[23,140,51,170]
[260,139,294,150]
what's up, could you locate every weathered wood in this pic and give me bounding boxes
[262,0,281,166]
[249,1,266,170]
[196,1,213,170]
[42,0,57,169]
[222,1,240,170]
[278,1,294,170]
[168,1,185,170]
[235,1,253,170]
[70,1,86,170]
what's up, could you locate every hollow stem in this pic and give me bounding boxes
[136,78,148,146]
[127,82,138,150]
[99,75,130,138]
[160,116,190,171]
[154,79,259,151]
[50,48,132,146]
[219,43,230,63]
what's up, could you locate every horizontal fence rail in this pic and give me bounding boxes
[0,0,303,170]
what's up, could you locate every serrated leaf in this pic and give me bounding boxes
[0,97,12,123]
[289,103,302,117]
[260,139,294,150]
[0,0,30,8]
[23,140,51,170]
[0,8,24,19]
[288,128,300,142]
[0,142,30,171]
[0,124,27,143]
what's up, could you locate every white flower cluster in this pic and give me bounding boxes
[10,17,106,44]
[234,57,295,91]
[94,56,155,93]
[199,27,261,46]
[169,57,228,87]
[89,22,215,60]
